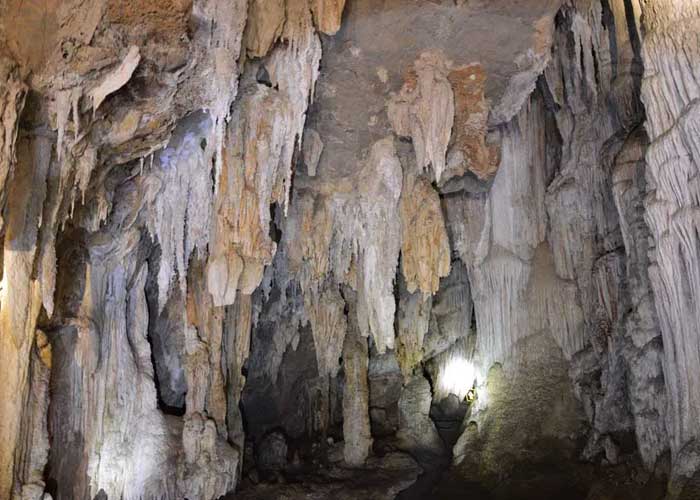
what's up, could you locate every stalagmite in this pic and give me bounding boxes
[0,131,51,500]
[16,330,52,499]
[342,299,372,466]
[397,375,445,457]
[2,0,700,498]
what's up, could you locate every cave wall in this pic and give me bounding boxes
[447,0,669,473]
[639,0,700,492]
[0,0,698,498]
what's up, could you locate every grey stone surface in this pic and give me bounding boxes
[1,0,699,498]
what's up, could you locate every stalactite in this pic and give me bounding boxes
[245,0,286,58]
[396,276,432,381]
[207,85,293,307]
[423,260,472,361]
[342,137,402,353]
[399,176,451,297]
[449,0,670,477]
[310,0,346,35]
[0,50,26,231]
[388,51,454,183]
[638,0,700,486]
[461,95,550,367]
[445,63,500,181]
[148,113,214,312]
[2,0,700,497]
[304,280,346,378]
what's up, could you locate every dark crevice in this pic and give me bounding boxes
[268,202,282,243]
[592,44,601,89]
[623,0,643,66]
[601,0,619,78]
[145,241,187,417]
[256,64,273,87]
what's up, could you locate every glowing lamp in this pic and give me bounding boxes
[438,356,477,400]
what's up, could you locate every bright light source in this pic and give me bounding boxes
[438,356,477,400]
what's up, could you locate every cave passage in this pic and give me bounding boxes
[0,0,698,499]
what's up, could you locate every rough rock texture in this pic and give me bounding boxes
[1,0,700,499]
[446,63,500,181]
[0,0,323,497]
[388,50,454,183]
[342,319,372,466]
[235,451,421,500]
[397,375,445,459]
[443,0,670,484]
[636,0,700,494]
[453,332,584,485]
[400,176,451,296]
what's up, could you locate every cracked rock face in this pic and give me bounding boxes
[1,0,699,499]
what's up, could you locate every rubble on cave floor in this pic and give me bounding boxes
[233,439,421,500]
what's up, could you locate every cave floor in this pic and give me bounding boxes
[233,445,421,500]
[233,444,668,500]
[418,460,668,500]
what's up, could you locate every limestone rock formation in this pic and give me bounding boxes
[1,0,700,499]
[400,176,451,297]
[446,63,500,181]
[342,319,372,466]
[397,375,446,459]
[388,51,454,183]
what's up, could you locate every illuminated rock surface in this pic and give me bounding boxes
[0,0,699,499]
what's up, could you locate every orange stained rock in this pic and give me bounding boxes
[447,63,500,181]
[400,176,450,296]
